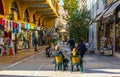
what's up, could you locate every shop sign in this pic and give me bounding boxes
[118,11,120,18]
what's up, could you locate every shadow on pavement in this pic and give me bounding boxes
[0,75,51,77]
[85,69,120,74]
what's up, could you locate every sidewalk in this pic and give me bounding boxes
[0,46,46,64]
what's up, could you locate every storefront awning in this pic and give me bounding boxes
[95,6,111,21]
[103,1,120,18]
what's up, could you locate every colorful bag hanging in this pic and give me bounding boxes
[0,18,2,24]
[13,22,17,29]
[21,23,25,29]
[5,20,10,32]
[11,33,15,40]
[26,23,30,30]
[16,23,19,33]
[2,19,6,26]
[34,26,37,30]
[8,20,10,32]
[13,28,17,34]
[10,21,13,31]
[30,24,34,30]
[18,22,21,32]
[8,47,13,55]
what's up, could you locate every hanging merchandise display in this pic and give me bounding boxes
[10,20,13,32]
[5,20,10,32]
[18,22,21,32]
[34,26,37,30]
[13,22,17,34]
[21,23,25,29]
[11,33,15,40]
[30,23,34,30]
[38,27,40,30]
[26,23,30,30]
[0,37,4,45]
[0,18,2,24]
[2,19,6,27]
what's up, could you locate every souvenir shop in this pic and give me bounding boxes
[0,18,20,55]
[98,1,120,56]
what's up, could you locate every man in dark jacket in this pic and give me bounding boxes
[77,40,85,72]
[77,40,86,58]
[67,38,75,51]
[34,37,38,52]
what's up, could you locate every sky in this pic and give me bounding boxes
[59,0,64,5]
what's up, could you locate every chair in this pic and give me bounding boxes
[54,55,64,71]
[70,55,83,72]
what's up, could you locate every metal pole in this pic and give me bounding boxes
[113,15,116,55]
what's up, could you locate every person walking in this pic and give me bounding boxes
[67,38,75,51]
[77,40,86,72]
[34,37,38,52]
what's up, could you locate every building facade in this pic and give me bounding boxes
[89,0,120,57]
[0,0,59,55]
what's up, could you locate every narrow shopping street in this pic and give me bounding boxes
[0,0,120,77]
[0,44,120,77]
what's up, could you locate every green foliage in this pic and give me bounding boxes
[63,0,91,42]
[50,37,58,44]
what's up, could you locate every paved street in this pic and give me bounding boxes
[0,44,120,77]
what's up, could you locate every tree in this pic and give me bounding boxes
[63,0,91,42]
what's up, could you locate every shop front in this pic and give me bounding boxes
[100,1,120,56]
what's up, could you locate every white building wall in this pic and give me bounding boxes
[88,0,98,52]
[97,0,105,15]
[89,0,106,52]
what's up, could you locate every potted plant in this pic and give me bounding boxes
[50,37,57,46]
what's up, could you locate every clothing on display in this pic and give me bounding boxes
[2,19,6,26]
[10,21,13,31]
[0,18,2,24]
[0,38,4,45]
[4,32,11,38]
